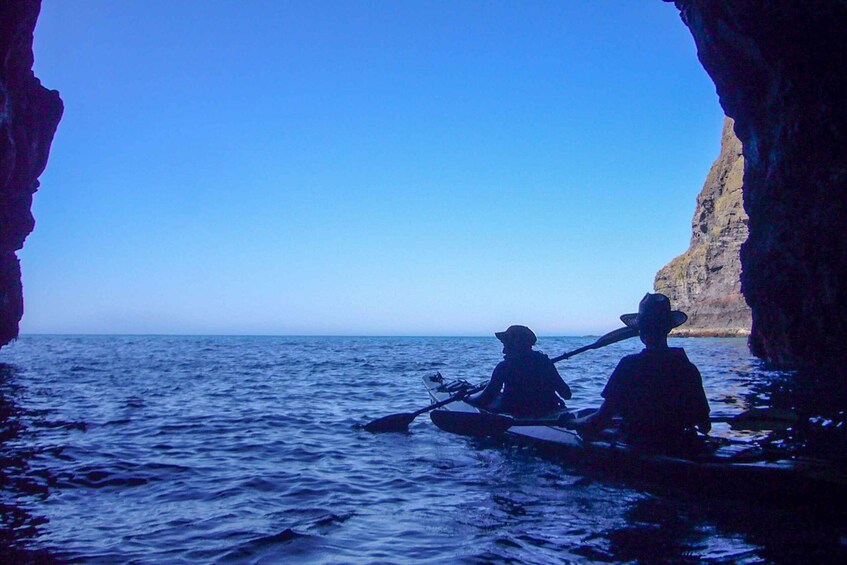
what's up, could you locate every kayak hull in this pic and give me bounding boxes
[424,374,847,503]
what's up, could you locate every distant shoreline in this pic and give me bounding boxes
[670,328,751,338]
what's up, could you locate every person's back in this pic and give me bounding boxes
[495,349,565,416]
[576,294,711,443]
[601,346,709,440]
[470,325,572,417]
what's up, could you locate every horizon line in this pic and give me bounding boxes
[12,332,607,339]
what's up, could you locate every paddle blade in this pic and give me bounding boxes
[430,410,514,437]
[712,408,799,431]
[364,412,414,433]
[733,408,798,431]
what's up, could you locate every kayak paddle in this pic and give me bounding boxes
[364,381,486,433]
[711,407,798,431]
[550,326,639,363]
[364,326,640,433]
[431,407,801,437]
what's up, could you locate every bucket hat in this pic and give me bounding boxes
[495,325,537,347]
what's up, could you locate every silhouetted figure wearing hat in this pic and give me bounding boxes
[468,325,572,417]
[575,293,711,443]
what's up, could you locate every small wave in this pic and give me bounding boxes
[53,460,193,490]
[44,446,75,462]
[31,419,87,431]
[57,468,150,489]
[492,494,528,517]
[217,528,310,562]
[254,528,305,544]
[494,535,523,549]
[102,418,132,426]
[70,365,103,373]
[240,477,278,492]
[312,512,353,529]
[140,461,192,473]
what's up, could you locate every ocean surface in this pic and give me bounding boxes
[1,335,846,563]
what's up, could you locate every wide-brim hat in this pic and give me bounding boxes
[620,293,687,331]
[495,325,537,346]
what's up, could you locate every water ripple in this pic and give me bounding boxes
[1,335,846,562]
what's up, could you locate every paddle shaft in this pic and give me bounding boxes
[412,383,485,417]
[551,343,598,363]
[550,326,639,363]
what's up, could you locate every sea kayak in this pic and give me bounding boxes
[424,374,847,502]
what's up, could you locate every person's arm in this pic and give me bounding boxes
[573,357,629,436]
[548,361,572,401]
[679,352,711,433]
[573,399,614,436]
[691,366,711,433]
[468,363,506,407]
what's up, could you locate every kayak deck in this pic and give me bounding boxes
[423,373,592,446]
[424,374,847,502]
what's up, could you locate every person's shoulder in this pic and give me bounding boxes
[492,358,512,375]
[610,353,641,376]
[521,351,551,371]
[666,347,700,371]
[667,347,693,362]
[494,358,510,369]
[617,352,643,365]
[531,350,552,362]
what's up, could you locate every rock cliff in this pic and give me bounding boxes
[667,1,847,374]
[0,0,62,347]
[655,116,751,337]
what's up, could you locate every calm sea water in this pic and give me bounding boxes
[1,335,846,563]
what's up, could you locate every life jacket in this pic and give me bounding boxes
[497,351,563,417]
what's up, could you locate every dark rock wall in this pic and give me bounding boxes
[668,1,847,372]
[0,0,62,347]
[655,116,752,337]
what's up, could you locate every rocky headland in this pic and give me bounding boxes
[668,0,847,375]
[655,116,751,337]
[0,0,62,347]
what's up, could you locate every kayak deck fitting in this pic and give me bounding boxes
[424,374,847,503]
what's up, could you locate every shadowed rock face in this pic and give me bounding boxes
[668,1,847,373]
[655,116,751,337]
[0,0,62,347]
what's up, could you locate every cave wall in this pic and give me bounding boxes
[0,0,63,347]
[655,116,751,337]
[667,1,847,373]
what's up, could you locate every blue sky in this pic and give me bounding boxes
[23,1,723,336]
